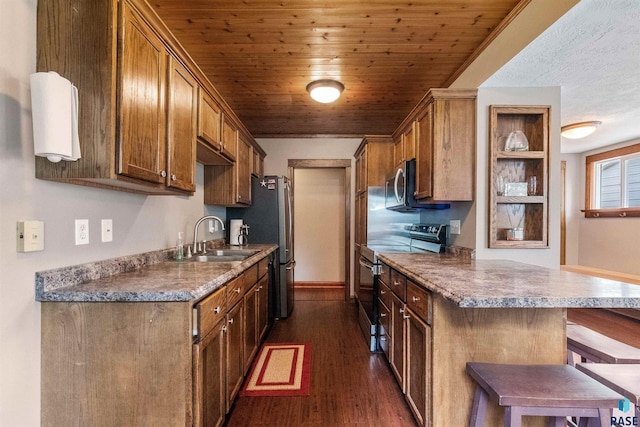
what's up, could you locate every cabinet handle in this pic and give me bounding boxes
[255,288,260,293]
[412,296,421,302]
[235,288,241,294]
[399,308,404,313]
[222,326,227,333]
[620,212,627,217]
[380,313,387,317]
[394,281,400,286]
[380,290,386,295]
[259,286,263,290]
[214,306,221,314]
[228,318,234,324]
[403,314,411,319]
[171,174,177,181]
[160,170,167,178]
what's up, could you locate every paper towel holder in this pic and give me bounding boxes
[30,71,81,163]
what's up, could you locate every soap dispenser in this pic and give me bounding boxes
[175,232,184,261]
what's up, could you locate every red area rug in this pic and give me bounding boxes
[240,343,311,397]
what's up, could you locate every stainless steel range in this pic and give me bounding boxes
[357,221,447,351]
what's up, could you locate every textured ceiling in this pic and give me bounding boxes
[483,0,640,154]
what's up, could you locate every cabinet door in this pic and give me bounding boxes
[193,320,226,427]
[166,56,197,192]
[118,2,167,184]
[405,308,431,427]
[403,122,416,161]
[378,298,391,360]
[390,292,406,391]
[243,284,258,373]
[393,137,404,169]
[414,104,434,199]
[221,114,238,161]
[226,301,244,409]
[198,89,222,150]
[236,136,252,205]
[355,192,367,246]
[257,274,270,341]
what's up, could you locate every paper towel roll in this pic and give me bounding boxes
[230,219,243,246]
[30,71,80,163]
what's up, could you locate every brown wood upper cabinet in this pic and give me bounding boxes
[395,89,477,202]
[393,122,417,168]
[204,130,252,207]
[35,0,264,196]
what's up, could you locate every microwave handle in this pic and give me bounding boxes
[394,167,403,203]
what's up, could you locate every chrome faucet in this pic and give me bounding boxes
[192,215,225,254]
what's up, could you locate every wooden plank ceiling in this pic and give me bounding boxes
[152,0,525,137]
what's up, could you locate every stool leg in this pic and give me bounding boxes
[469,386,488,427]
[504,406,522,427]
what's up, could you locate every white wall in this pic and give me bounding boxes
[573,138,640,274]
[474,87,562,268]
[0,4,224,425]
[293,168,345,283]
[258,137,361,294]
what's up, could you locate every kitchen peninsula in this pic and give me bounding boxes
[377,251,640,427]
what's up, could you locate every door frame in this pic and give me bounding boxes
[288,159,352,302]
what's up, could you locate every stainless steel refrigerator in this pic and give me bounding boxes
[228,176,295,318]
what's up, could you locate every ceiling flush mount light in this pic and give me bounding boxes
[306,79,344,104]
[561,121,602,139]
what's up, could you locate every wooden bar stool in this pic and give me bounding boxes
[567,324,640,365]
[576,363,640,419]
[466,362,623,427]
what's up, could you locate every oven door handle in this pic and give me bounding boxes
[359,256,380,275]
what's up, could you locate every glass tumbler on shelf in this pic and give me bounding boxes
[527,176,537,196]
[496,175,505,196]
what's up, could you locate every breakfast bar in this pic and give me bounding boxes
[377,252,640,427]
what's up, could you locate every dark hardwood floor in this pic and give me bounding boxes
[225,290,417,426]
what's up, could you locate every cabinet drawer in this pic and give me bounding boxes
[406,279,431,324]
[226,274,245,308]
[379,262,390,286]
[379,281,392,311]
[390,269,407,301]
[243,264,259,289]
[196,287,226,339]
[258,257,269,279]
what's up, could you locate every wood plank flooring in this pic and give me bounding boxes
[225,292,417,426]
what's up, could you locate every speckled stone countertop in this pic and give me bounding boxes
[36,244,278,302]
[378,252,640,308]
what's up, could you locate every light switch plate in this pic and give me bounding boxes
[17,220,45,252]
[101,219,113,242]
[449,219,461,235]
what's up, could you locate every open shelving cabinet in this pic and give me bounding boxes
[489,105,550,248]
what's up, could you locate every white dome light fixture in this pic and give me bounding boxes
[306,79,344,104]
[561,121,602,139]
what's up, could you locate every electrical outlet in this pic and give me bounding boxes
[75,219,89,245]
[101,219,113,242]
[449,219,461,235]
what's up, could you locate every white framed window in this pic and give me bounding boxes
[585,143,640,217]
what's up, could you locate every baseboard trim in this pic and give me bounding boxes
[294,281,344,289]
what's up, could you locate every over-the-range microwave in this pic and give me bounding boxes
[384,159,450,211]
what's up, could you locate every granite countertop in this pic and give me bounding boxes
[36,244,278,303]
[378,252,640,309]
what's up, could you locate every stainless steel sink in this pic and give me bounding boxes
[189,249,260,262]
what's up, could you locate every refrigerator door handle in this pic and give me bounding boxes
[286,260,296,270]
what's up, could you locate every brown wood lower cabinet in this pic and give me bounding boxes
[41,256,273,427]
[193,318,226,427]
[378,261,564,426]
[380,264,431,427]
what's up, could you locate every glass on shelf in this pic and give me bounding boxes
[528,176,537,196]
[504,131,529,151]
[496,175,505,196]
